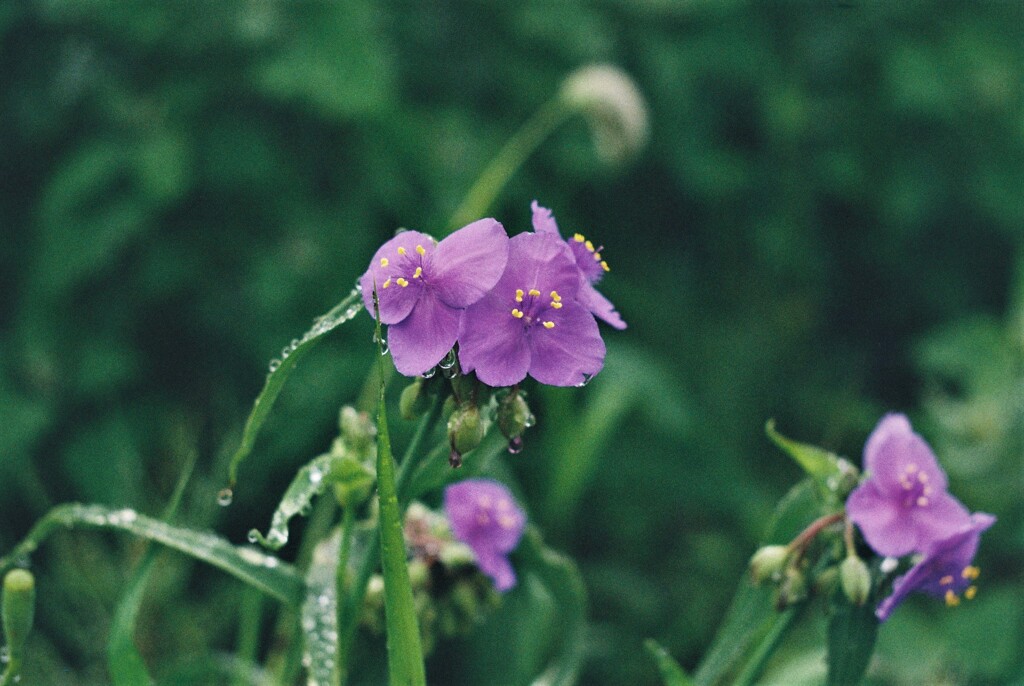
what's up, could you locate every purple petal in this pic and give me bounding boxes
[864,415,947,495]
[531,200,561,236]
[578,279,627,330]
[846,482,918,557]
[458,291,532,387]
[360,231,433,324]
[526,303,605,386]
[907,491,972,548]
[474,549,517,592]
[429,218,509,308]
[444,479,526,593]
[502,232,582,301]
[386,293,461,376]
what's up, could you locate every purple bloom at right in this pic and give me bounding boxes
[444,479,527,592]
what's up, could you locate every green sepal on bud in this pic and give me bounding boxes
[839,555,872,606]
[400,379,430,420]
[447,404,483,466]
[749,545,789,584]
[3,569,36,656]
[497,390,532,441]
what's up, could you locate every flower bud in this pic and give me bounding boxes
[560,64,649,164]
[338,406,375,455]
[447,405,483,460]
[497,391,532,441]
[400,379,430,420]
[748,545,788,584]
[776,566,807,610]
[840,555,872,606]
[3,569,35,656]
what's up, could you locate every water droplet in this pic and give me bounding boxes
[880,557,899,574]
[438,350,457,370]
[575,373,594,387]
[0,646,10,663]
[524,413,536,428]
[309,467,323,485]
[290,338,300,349]
[268,529,288,546]
[379,341,389,356]
[217,488,234,507]
[263,556,280,568]
[354,281,363,293]
[507,436,524,454]
[301,654,312,668]
[247,530,260,544]
[268,359,281,373]
[442,364,458,379]
[421,368,436,379]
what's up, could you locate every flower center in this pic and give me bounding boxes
[509,287,562,329]
[940,565,981,606]
[897,462,934,509]
[571,232,610,279]
[380,243,431,290]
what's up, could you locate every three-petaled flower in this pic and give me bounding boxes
[875,512,996,621]
[531,201,626,330]
[845,414,972,558]
[458,232,606,387]
[444,479,527,592]
[359,219,509,376]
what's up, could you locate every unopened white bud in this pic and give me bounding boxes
[560,64,649,164]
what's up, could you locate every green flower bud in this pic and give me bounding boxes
[497,391,532,441]
[400,379,429,420]
[447,405,484,461]
[3,569,35,656]
[840,555,872,606]
[749,545,789,584]
[338,406,375,455]
[776,566,807,610]
[331,454,376,509]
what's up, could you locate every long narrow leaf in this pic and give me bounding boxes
[644,639,696,686]
[227,287,365,487]
[0,504,305,607]
[302,529,340,686]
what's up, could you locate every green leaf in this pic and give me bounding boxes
[765,419,842,482]
[248,453,347,550]
[0,504,304,608]
[826,593,878,686]
[644,639,696,686]
[227,287,365,488]
[302,529,341,686]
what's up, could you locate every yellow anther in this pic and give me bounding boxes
[916,496,929,507]
[585,240,595,252]
[601,261,610,272]
[944,590,960,607]
[940,575,954,586]
[478,495,493,508]
[416,244,426,255]
[396,277,409,287]
[965,586,977,600]
[397,246,407,255]
[498,515,517,529]
[918,472,929,482]
[380,257,389,267]
[543,321,555,329]
[962,566,980,580]
[906,463,918,473]
[382,278,391,289]
[551,301,563,309]
[593,252,602,261]
[528,288,541,297]
[550,291,561,302]
[515,289,524,302]
[511,309,524,319]
[573,233,585,242]
[413,266,422,278]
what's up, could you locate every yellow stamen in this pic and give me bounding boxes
[550,291,561,302]
[416,244,426,255]
[940,575,954,586]
[396,277,409,287]
[593,252,602,261]
[380,257,389,267]
[397,246,406,255]
[965,586,977,600]
[515,289,524,302]
[918,472,928,482]
[542,321,555,329]
[945,590,960,607]
[906,463,918,473]
[916,496,929,507]
[585,240,595,252]
[511,309,524,319]
[528,288,541,297]
[498,515,517,529]
[573,233,585,242]
[601,261,610,272]
[413,266,422,278]
[551,301,563,309]
[382,278,391,289]
[962,566,980,580]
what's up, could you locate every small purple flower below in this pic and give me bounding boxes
[875,512,996,621]
[360,219,509,376]
[458,232,606,387]
[845,414,972,558]
[531,201,626,330]
[444,479,526,592]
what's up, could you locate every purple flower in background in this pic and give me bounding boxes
[846,414,972,557]
[360,219,509,376]
[875,512,996,621]
[458,232,606,387]
[531,201,626,330]
[444,479,527,592]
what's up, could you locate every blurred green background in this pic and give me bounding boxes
[1,2,1021,684]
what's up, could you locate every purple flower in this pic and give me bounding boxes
[531,201,626,330]
[846,414,972,558]
[875,512,996,621]
[360,219,509,376]
[444,479,526,592]
[458,232,606,387]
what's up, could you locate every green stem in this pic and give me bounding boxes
[334,504,357,686]
[0,658,22,686]
[448,97,572,230]
[733,608,798,686]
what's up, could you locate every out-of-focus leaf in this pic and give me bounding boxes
[301,529,340,686]
[644,639,696,686]
[227,287,364,488]
[826,592,878,686]
[155,653,272,686]
[765,419,842,483]
[0,504,304,607]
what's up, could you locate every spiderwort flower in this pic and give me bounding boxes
[845,414,972,557]
[875,512,996,621]
[458,232,606,387]
[531,201,626,330]
[444,479,526,592]
[359,219,509,376]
